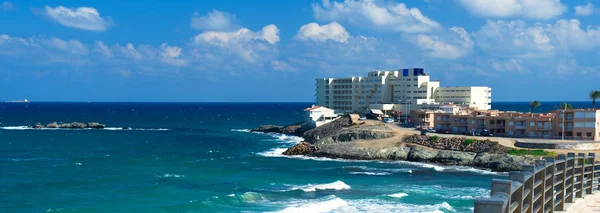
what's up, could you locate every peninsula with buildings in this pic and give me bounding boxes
[253,68,600,172]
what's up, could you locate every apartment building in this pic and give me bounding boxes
[410,108,600,141]
[315,68,491,113]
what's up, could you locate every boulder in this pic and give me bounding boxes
[32,123,44,129]
[69,122,86,128]
[283,142,316,155]
[46,122,59,128]
[434,150,477,165]
[472,153,534,172]
[59,123,72,128]
[87,122,105,129]
[281,123,306,136]
[407,146,439,162]
[251,125,282,133]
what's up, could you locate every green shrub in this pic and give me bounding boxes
[463,138,476,146]
[508,149,556,157]
[428,136,439,141]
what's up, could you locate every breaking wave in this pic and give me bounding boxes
[273,195,348,213]
[288,181,351,192]
[386,192,408,198]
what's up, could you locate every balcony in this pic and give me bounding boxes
[536,126,552,130]
[515,125,526,129]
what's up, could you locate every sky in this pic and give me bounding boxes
[1,0,599,102]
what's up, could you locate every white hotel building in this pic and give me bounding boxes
[315,68,492,113]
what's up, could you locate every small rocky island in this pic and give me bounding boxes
[32,122,105,129]
[252,115,535,172]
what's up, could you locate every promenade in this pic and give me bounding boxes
[474,153,600,213]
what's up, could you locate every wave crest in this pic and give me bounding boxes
[274,195,348,213]
[289,180,351,192]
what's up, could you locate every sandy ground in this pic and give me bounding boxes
[349,119,600,155]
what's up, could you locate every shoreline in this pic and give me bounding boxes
[250,116,538,172]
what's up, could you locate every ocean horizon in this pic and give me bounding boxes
[0,101,592,212]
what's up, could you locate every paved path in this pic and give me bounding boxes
[561,193,600,212]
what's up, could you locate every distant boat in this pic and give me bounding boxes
[5,99,29,103]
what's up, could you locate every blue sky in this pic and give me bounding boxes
[1,0,599,102]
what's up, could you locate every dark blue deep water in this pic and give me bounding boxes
[0,102,579,212]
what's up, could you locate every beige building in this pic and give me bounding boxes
[411,108,600,141]
[315,68,491,113]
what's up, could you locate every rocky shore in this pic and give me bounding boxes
[252,115,535,172]
[32,122,105,129]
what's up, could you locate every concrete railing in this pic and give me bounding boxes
[474,153,598,213]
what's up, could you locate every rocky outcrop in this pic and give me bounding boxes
[31,122,105,129]
[282,142,316,155]
[251,123,308,137]
[251,125,283,133]
[403,134,508,154]
[318,126,394,144]
[298,142,532,172]
[303,116,352,143]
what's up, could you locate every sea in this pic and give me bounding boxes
[0,102,592,213]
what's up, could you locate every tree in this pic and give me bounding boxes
[530,100,541,113]
[589,90,600,109]
[559,102,572,109]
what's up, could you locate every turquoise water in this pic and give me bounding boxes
[0,102,511,212]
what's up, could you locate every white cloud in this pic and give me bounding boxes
[411,27,473,59]
[1,1,14,11]
[191,9,239,31]
[458,0,566,20]
[114,43,142,60]
[271,60,295,71]
[47,37,88,55]
[473,20,556,58]
[547,19,600,50]
[575,3,595,16]
[192,24,280,62]
[44,5,112,31]
[312,0,440,33]
[94,41,112,57]
[296,22,350,42]
[160,43,186,66]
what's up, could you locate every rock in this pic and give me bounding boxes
[435,150,477,165]
[402,134,503,153]
[46,122,59,128]
[32,123,44,129]
[281,123,306,136]
[407,146,439,162]
[59,123,72,128]
[327,127,394,143]
[70,122,86,129]
[473,153,533,172]
[251,125,282,133]
[283,142,316,155]
[86,122,105,129]
[122,127,132,130]
[303,116,352,144]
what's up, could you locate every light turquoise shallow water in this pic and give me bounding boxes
[0,102,502,212]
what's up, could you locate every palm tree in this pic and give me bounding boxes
[590,90,600,109]
[559,102,572,109]
[530,100,541,113]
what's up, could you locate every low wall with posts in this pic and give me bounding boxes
[474,153,598,213]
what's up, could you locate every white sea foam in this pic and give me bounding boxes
[386,192,408,198]
[274,196,348,213]
[231,129,251,132]
[156,173,185,178]
[348,171,391,176]
[290,181,351,192]
[258,148,289,157]
[401,184,490,201]
[337,199,455,213]
[394,161,446,171]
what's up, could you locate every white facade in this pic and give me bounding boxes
[304,106,339,128]
[315,68,492,112]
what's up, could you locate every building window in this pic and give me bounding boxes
[587,132,593,137]
[530,122,535,127]
[508,130,513,135]
[472,120,475,124]
[509,121,513,126]
[577,132,582,137]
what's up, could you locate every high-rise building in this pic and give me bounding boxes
[315,68,491,112]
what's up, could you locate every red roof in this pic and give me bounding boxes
[305,106,323,111]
